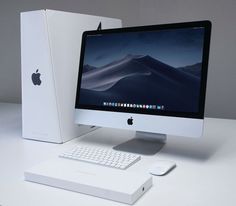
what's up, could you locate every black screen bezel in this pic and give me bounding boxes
[75,21,211,119]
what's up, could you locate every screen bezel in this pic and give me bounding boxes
[75,21,211,119]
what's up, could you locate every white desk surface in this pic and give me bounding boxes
[0,102,236,206]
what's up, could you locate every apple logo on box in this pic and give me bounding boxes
[127,117,133,125]
[31,69,41,85]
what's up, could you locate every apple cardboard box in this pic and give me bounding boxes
[21,9,122,143]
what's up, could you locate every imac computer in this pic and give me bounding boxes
[75,21,211,154]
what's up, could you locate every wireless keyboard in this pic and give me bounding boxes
[59,145,141,170]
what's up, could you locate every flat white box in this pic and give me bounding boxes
[24,158,152,204]
[21,10,122,143]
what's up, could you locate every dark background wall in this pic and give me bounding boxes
[0,0,236,119]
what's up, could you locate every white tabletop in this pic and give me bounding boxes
[0,102,236,206]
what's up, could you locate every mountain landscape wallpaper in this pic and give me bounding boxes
[79,27,205,113]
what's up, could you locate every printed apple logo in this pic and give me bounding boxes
[127,117,133,125]
[31,69,41,85]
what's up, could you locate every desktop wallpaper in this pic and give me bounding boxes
[78,27,205,113]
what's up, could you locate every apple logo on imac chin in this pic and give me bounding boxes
[32,69,41,86]
[127,117,133,125]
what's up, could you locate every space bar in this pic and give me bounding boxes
[60,154,100,164]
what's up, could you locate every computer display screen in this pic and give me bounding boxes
[76,22,211,118]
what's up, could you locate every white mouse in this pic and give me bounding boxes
[149,160,176,176]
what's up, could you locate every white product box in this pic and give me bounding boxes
[24,158,152,204]
[21,10,122,143]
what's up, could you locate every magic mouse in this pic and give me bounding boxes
[149,160,176,176]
